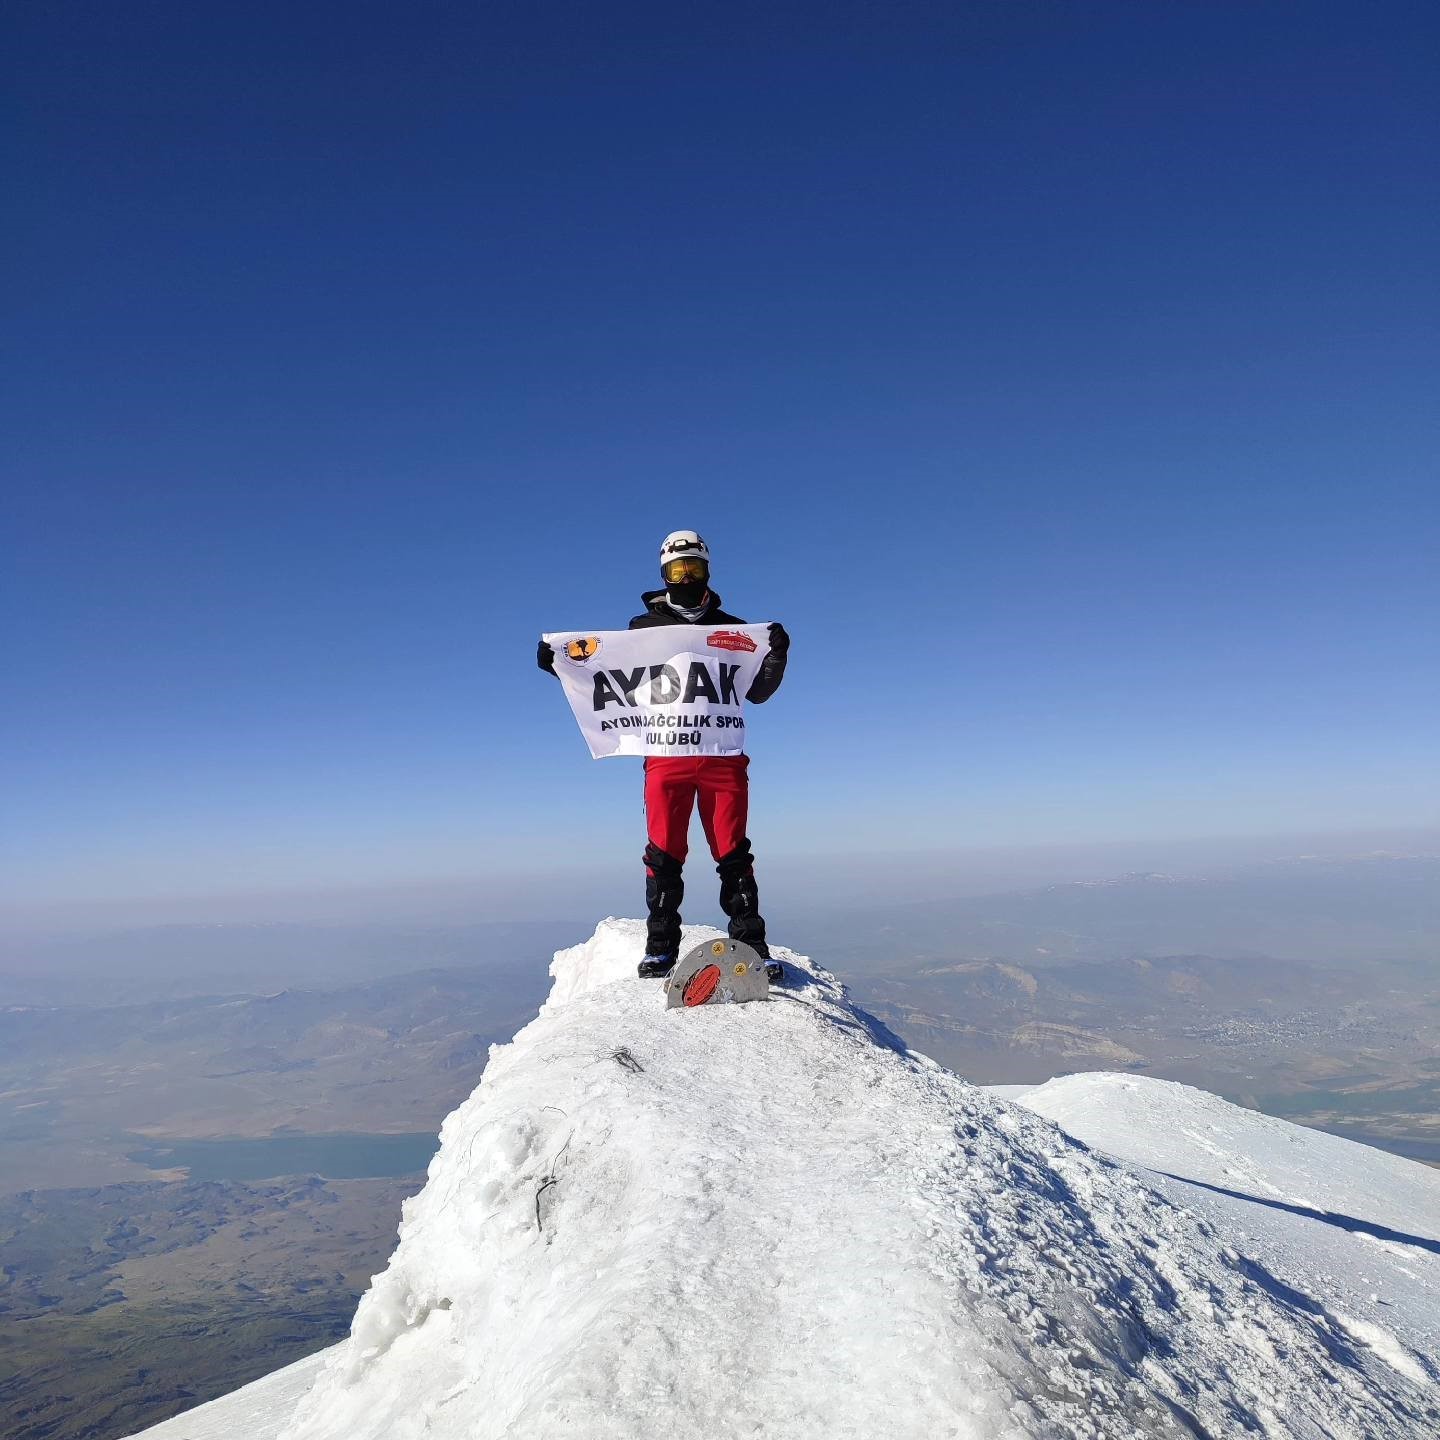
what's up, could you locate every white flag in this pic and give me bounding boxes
[543,624,772,759]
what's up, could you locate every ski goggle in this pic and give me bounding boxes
[662,555,709,584]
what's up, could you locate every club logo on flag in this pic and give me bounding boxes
[564,637,602,663]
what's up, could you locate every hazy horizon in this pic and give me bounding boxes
[5,823,1435,943]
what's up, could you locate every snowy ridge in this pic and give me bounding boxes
[130,1350,332,1440]
[251,919,1436,1439]
[1006,1072,1440,1391]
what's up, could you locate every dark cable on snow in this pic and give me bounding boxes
[534,1177,557,1231]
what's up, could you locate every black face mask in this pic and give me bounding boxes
[665,578,709,608]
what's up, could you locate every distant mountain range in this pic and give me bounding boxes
[0,918,582,1005]
[807,853,1439,968]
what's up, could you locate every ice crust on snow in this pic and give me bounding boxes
[261,919,1438,1440]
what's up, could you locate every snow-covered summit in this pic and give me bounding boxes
[135,921,1440,1440]
[135,920,1439,1439]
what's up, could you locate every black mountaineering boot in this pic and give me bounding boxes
[755,946,783,984]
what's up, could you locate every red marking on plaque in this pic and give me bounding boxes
[682,964,722,1007]
[707,630,758,653]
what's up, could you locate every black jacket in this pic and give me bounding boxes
[628,589,787,704]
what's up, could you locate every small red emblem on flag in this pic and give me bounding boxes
[707,631,758,653]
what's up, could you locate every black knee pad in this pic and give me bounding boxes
[714,839,754,879]
[645,842,684,879]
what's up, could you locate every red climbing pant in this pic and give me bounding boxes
[643,754,749,863]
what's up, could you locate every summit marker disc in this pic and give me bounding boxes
[664,939,770,1009]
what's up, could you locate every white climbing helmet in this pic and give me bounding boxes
[659,530,710,567]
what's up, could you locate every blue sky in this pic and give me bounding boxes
[4,1,1437,915]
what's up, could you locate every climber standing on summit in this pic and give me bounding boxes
[537,530,789,983]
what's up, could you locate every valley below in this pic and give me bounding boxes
[0,958,547,1440]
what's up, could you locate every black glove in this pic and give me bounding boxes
[767,622,790,656]
[537,639,556,674]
